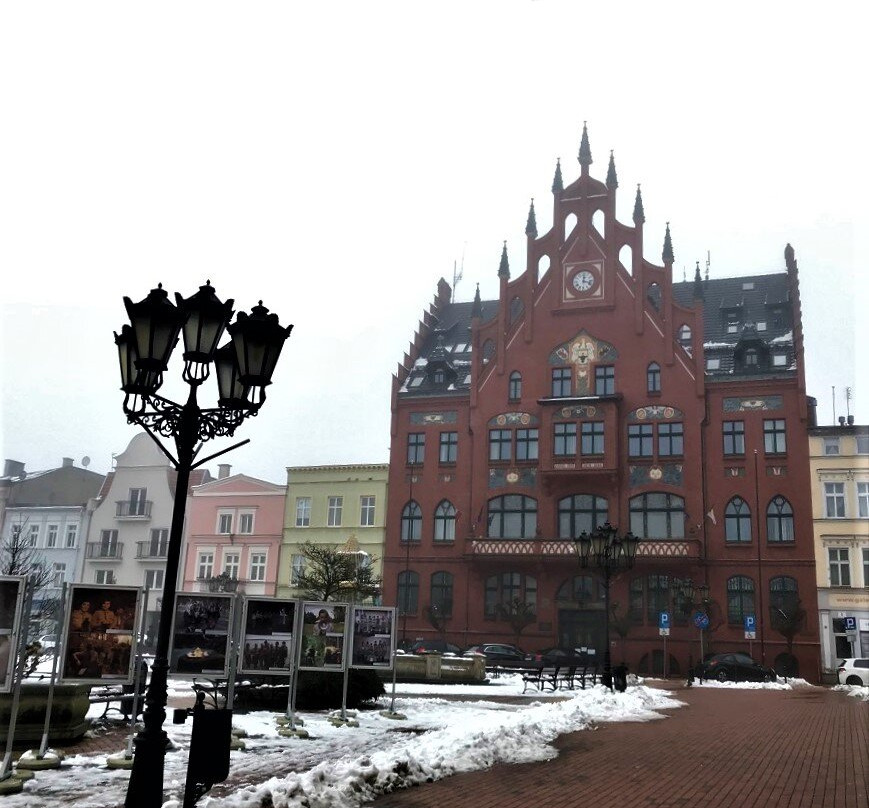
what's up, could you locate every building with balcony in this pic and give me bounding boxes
[0,457,105,633]
[180,465,286,597]
[277,465,388,600]
[809,421,869,675]
[382,126,821,680]
[82,432,211,642]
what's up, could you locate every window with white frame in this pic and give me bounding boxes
[823,437,840,456]
[217,512,233,534]
[223,552,240,579]
[238,512,254,534]
[857,482,869,518]
[291,554,305,585]
[706,358,721,370]
[144,569,164,590]
[26,524,39,547]
[857,435,869,455]
[360,496,376,527]
[829,548,850,587]
[249,553,267,581]
[46,524,59,548]
[95,569,115,585]
[772,354,787,367]
[197,552,214,579]
[327,496,343,527]
[52,562,66,586]
[295,497,311,527]
[65,523,78,548]
[824,482,846,518]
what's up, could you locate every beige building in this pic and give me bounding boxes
[277,464,388,600]
[809,422,869,674]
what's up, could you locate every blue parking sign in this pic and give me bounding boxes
[659,612,670,629]
[844,616,856,631]
[744,615,756,632]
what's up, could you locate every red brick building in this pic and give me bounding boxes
[383,126,821,681]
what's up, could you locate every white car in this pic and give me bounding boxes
[836,658,869,686]
[38,634,57,651]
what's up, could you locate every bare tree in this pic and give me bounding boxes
[496,597,536,644]
[294,542,382,603]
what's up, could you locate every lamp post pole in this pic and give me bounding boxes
[114,283,292,808]
[574,523,638,692]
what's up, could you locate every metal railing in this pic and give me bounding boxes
[86,541,124,559]
[136,540,169,559]
[116,500,153,518]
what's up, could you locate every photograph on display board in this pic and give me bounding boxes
[350,606,395,669]
[298,602,348,670]
[0,577,26,693]
[239,598,297,674]
[168,593,234,677]
[60,584,141,684]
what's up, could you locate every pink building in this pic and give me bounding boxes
[182,465,286,597]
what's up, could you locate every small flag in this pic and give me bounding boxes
[706,508,717,525]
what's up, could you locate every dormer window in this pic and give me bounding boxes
[434,369,445,384]
[742,281,755,291]
[727,320,739,334]
[772,354,787,367]
[744,349,758,366]
[757,321,767,332]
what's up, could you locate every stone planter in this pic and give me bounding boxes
[0,682,91,747]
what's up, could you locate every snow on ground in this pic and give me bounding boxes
[833,683,869,701]
[6,675,681,808]
[685,676,816,691]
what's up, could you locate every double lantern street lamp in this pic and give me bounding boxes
[115,282,292,808]
[574,523,639,692]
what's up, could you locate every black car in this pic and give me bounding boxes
[409,639,462,655]
[528,647,596,666]
[463,643,528,663]
[697,652,776,682]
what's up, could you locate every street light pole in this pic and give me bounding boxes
[115,283,292,808]
[574,523,638,691]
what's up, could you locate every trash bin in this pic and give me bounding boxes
[613,664,628,692]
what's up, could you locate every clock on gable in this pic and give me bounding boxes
[564,261,603,302]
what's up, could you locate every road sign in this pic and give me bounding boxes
[659,611,671,636]
[744,614,756,639]
[693,610,710,630]
[844,616,857,631]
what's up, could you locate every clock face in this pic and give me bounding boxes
[572,270,595,292]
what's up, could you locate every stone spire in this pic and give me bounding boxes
[633,184,645,225]
[662,222,674,264]
[578,121,592,171]
[551,158,563,193]
[498,241,510,280]
[471,283,482,318]
[525,199,537,238]
[606,150,618,189]
[693,261,704,299]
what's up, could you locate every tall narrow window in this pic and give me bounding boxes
[722,421,745,456]
[295,497,311,527]
[238,513,254,534]
[858,482,869,518]
[551,368,572,397]
[249,553,267,582]
[629,493,685,538]
[149,528,169,556]
[553,423,577,456]
[581,422,605,455]
[439,432,458,463]
[557,495,608,538]
[515,428,539,461]
[129,487,148,516]
[291,554,305,585]
[489,429,512,462]
[430,572,454,616]
[767,496,795,542]
[144,569,164,590]
[658,422,684,456]
[223,552,240,579]
[46,525,59,548]
[595,366,615,395]
[433,500,456,542]
[95,569,115,585]
[197,552,214,580]
[829,548,850,587]
[217,513,233,534]
[487,496,537,539]
[65,524,78,548]
[26,525,39,547]
[509,371,522,401]
[628,424,654,457]
[360,495,376,527]
[763,419,787,454]
[52,562,66,586]
[401,501,422,542]
[725,497,752,542]
[327,496,343,527]
[646,575,670,624]
[647,363,661,393]
[407,433,425,464]
[824,482,846,518]
[397,570,419,615]
[727,576,755,624]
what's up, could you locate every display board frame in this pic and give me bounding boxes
[238,597,299,675]
[349,605,396,670]
[168,592,236,679]
[297,601,349,672]
[0,575,27,694]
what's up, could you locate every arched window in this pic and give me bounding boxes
[397,570,419,615]
[629,493,685,538]
[433,500,456,542]
[555,575,604,604]
[647,362,661,393]
[401,501,422,542]
[487,495,537,539]
[484,572,536,618]
[678,324,692,344]
[727,576,755,624]
[769,576,799,614]
[725,497,752,542]
[430,571,454,617]
[767,496,795,542]
[509,371,522,401]
[557,494,608,539]
[509,297,525,324]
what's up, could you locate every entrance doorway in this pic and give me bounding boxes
[558,608,605,656]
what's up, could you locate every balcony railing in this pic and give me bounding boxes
[469,537,701,560]
[116,500,152,519]
[86,542,124,560]
[136,540,169,559]
[199,575,244,593]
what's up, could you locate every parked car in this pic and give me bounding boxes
[463,643,528,663]
[836,658,869,686]
[409,639,461,655]
[696,652,776,682]
[528,647,596,666]
[38,634,57,651]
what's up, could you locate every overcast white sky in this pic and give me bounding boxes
[0,2,864,482]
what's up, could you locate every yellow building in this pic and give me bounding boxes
[277,464,388,600]
[809,423,869,675]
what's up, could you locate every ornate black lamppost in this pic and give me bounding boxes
[575,523,639,691]
[116,282,292,808]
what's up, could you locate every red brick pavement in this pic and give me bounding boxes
[372,685,868,808]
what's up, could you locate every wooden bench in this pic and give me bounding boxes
[521,666,560,693]
[557,662,599,690]
[89,685,142,720]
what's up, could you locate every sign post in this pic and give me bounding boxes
[658,612,670,678]
[744,614,756,658]
[692,610,710,663]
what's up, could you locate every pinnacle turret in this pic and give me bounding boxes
[633,184,645,225]
[662,222,674,264]
[498,241,510,280]
[606,150,618,188]
[525,199,537,238]
[471,283,482,318]
[693,261,704,300]
[551,158,563,193]
[578,121,592,171]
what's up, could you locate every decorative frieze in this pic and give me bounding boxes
[723,396,783,412]
[548,330,618,396]
[555,405,600,419]
[629,464,683,487]
[489,468,537,488]
[628,405,684,421]
[410,411,458,424]
[488,412,539,427]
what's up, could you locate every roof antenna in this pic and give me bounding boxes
[845,386,852,420]
[682,265,686,283]
[705,250,711,282]
[832,386,836,425]
[452,243,465,300]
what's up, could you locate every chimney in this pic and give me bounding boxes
[3,460,25,478]
[838,416,846,426]
[806,396,817,428]
[847,415,855,426]
[218,464,231,479]
[62,457,74,468]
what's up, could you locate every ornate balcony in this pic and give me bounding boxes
[468,537,701,560]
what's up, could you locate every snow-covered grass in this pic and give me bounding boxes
[6,675,682,808]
